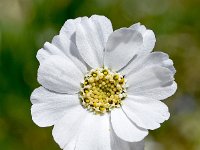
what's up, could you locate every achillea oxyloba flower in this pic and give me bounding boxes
[31,15,177,150]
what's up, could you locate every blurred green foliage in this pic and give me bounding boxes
[0,0,200,150]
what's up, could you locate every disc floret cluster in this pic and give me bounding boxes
[80,68,127,114]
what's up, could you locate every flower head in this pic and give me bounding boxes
[31,15,177,150]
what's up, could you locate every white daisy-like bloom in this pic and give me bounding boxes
[31,15,177,150]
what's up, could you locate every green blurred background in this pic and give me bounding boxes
[0,0,200,149]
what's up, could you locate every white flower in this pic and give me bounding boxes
[31,15,177,150]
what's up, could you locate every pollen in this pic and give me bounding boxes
[80,68,127,114]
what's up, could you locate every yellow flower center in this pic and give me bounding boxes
[80,68,127,114]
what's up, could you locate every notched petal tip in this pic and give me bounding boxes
[130,23,156,53]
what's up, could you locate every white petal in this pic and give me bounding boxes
[52,34,87,74]
[38,55,83,94]
[130,23,156,52]
[36,48,46,63]
[145,52,176,74]
[111,108,148,142]
[30,86,64,104]
[37,18,87,74]
[104,28,143,71]
[76,15,113,68]
[127,66,177,100]
[60,18,87,73]
[60,17,81,44]
[121,51,176,76]
[122,95,170,130]
[90,15,113,45]
[130,82,177,100]
[52,106,88,149]
[53,109,111,150]
[75,114,111,150]
[31,87,80,127]
[36,42,65,63]
[110,125,145,150]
